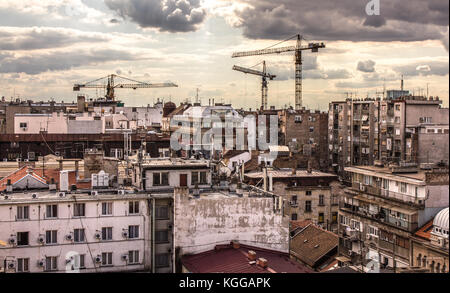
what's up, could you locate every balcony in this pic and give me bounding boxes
[289,201,299,208]
[351,182,424,207]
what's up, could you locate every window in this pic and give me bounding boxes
[400,182,407,193]
[351,220,361,231]
[153,172,169,186]
[382,179,389,190]
[17,206,29,220]
[155,253,169,268]
[395,105,400,111]
[101,252,113,266]
[291,195,297,203]
[332,212,338,223]
[73,203,85,217]
[394,117,400,123]
[46,204,58,218]
[291,213,298,221]
[128,225,139,239]
[46,230,57,244]
[318,213,324,223]
[17,258,29,273]
[19,122,27,128]
[45,256,58,271]
[128,250,139,264]
[155,230,169,243]
[319,195,324,206]
[294,115,302,122]
[102,202,113,216]
[129,201,140,214]
[155,206,169,219]
[200,172,207,184]
[102,227,113,241]
[305,201,312,212]
[340,215,350,226]
[192,172,199,185]
[305,190,312,196]
[74,229,85,243]
[368,225,379,237]
[395,236,410,249]
[17,232,29,246]
[309,127,314,132]
[73,254,85,270]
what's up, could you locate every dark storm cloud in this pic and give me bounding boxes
[393,61,449,76]
[104,0,206,32]
[0,27,110,51]
[232,0,448,42]
[357,60,376,73]
[0,49,140,75]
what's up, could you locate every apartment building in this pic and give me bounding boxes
[279,108,329,171]
[329,96,449,178]
[132,158,212,191]
[244,168,340,232]
[337,164,449,270]
[0,190,150,273]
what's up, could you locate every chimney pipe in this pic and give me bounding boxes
[257,258,268,268]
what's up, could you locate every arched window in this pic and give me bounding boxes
[430,260,435,273]
[436,263,441,273]
[416,253,422,266]
[422,256,427,267]
[442,263,447,273]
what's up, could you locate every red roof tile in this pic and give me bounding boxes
[0,165,47,191]
[181,243,313,273]
[414,220,434,240]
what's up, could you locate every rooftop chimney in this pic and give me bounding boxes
[231,241,240,249]
[257,258,268,269]
[247,250,257,261]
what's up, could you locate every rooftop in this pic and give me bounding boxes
[139,158,210,169]
[290,224,338,268]
[181,242,313,273]
[245,168,337,179]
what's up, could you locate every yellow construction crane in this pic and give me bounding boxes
[232,61,276,110]
[73,74,178,101]
[232,34,325,110]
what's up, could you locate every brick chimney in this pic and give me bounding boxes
[257,258,268,268]
[231,241,240,249]
[247,250,257,261]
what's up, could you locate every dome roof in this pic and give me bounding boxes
[433,207,449,231]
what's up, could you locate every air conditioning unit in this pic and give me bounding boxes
[65,234,73,241]
[37,235,45,244]
[37,259,45,268]
[58,192,66,198]
[95,255,102,263]
[94,232,101,240]
[90,191,98,196]
[117,190,125,195]
[122,231,129,238]
[121,254,129,261]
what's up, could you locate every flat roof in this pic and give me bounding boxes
[345,166,427,184]
[245,169,337,179]
[0,190,149,205]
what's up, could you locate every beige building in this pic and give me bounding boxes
[245,168,339,232]
[407,207,448,273]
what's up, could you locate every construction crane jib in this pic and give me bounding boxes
[232,34,325,110]
[73,74,178,101]
[232,61,276,110]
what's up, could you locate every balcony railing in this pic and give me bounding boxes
[351,182,424,206]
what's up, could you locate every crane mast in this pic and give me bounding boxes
[232,61,276,110]
[232,34,325,110]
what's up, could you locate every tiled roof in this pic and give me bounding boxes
[414,219,434,240]
[0,165,47,191]
[290,220,312,232]
[181,243,313,273]
[0,166,82,191]
[246,169,337,179]
[290,224,338,268]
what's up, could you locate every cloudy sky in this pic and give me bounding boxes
[0,0,448,110]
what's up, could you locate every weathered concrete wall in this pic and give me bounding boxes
[174,188,289,255]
